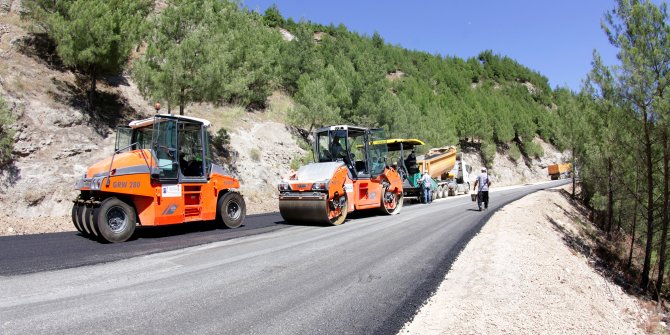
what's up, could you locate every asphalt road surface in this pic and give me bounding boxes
[0,180,568,335]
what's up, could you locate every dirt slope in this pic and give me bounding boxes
[0,12,151,232]
[0,10,304,234]
[399,185,655,335]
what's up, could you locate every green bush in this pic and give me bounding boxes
[290,152,313,170]
[481,142,496,168]
[523,141,544,159]
[0,97,15,166]
[289,136,313,170]
[508,142,521,161]
[211,128,230,152]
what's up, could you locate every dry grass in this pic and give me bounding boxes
[249,148,261,162]
[265,90,294,122]
[10,76,25,94]
[187,104,246,132]
[175,92,294,134]
[641,301,663,333]
[23,189,45,206]
[0,13,27,29]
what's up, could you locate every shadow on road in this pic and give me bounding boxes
[274,220,336,227]
[132,221,220,240]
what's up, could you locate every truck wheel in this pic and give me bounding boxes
[77,204,92,236]
[83,204,100,238]
[218,192,246,229]
[71,203,84,234]
[93,197,136,243]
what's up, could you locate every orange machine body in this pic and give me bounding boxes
[548,163,572,180]
[278,125,404,225]
[74,115,240,227]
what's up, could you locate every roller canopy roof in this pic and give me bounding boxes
[314,125,378,134]
[128,114,212,129]
[369,139,425,151]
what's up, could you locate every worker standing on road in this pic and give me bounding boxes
[420,170,433,204]
[473,167,491,211]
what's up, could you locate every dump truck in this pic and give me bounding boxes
[383,140,470,202]
[445,155,473,196]
[278,125,403,225]
[72,114,246,243]
[548,163,572,180]
[417,146,458,199]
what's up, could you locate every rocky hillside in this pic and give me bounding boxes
[0,7,568,236]
[0,8,304,234]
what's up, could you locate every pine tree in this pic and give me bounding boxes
[0,96,14,166]
[28,0,151,107]
[593,0,670,293]
[288,75,340,133]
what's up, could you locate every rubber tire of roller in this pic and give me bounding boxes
[218,192,246,229]
[71,203,85,234]
[94,197,136,243]
[83,204,100,238]
[77,204,91,236]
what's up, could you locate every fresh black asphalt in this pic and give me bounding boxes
[0,212,288,276]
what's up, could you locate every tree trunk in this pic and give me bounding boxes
[571,149,576,199]
[641,117,655,291]
[88,70,97,110]
[628,168,641,270]
[629,201,638,269]
[607,157,614,239]
[656,130,670,296]
[179,88,185,115]
[617,199,623,234]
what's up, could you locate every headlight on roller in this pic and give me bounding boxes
[90,177,104,190]
[278,182,292,192]
[311,181,328,191]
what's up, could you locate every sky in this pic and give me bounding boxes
[241,0,621,92]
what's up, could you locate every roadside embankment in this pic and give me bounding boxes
[399,185,656,335]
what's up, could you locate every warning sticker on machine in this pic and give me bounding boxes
[344,184,354,192]
[162,185,181,198]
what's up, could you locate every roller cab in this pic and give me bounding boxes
[278,125,403,225]
[72,114,246,243]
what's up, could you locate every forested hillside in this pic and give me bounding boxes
[569,0,670,299]
[267,6,564,164]
[15,0,569,167]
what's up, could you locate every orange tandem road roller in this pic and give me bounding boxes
[278,125,403,225]
[72,114,246,243]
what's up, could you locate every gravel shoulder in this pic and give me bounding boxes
[399,185,651,335]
